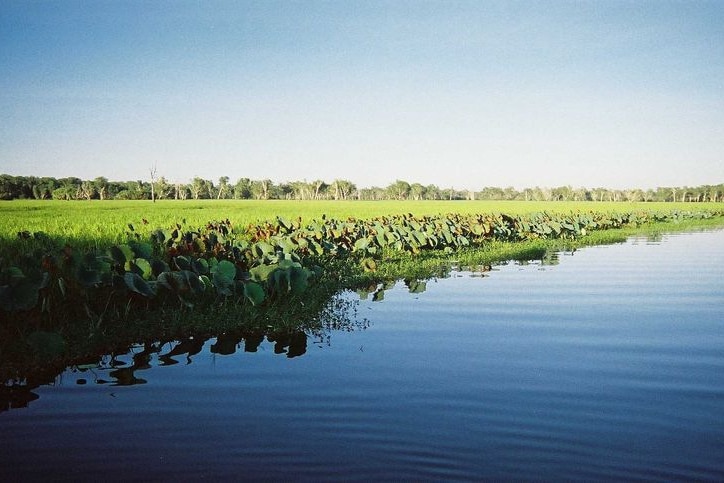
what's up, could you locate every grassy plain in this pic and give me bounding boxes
[2,199,721,246]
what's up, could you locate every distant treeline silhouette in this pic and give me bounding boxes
[1,173,722,202]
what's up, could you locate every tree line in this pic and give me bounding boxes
[0,173,722,203]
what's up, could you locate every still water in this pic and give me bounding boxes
[2,230,724,481]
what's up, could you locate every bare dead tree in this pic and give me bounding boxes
[150,164,157,202]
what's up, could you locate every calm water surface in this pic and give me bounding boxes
[2,230,724,481]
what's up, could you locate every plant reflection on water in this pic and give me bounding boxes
[1,250,565,413]
[1,292,369,412]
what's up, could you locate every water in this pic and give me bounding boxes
[2,230,724,481]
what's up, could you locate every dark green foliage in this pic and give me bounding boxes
[1,208,722,330]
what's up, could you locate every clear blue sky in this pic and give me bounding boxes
[1,0,722,190]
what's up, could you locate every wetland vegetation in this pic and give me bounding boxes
[1,200,723,390]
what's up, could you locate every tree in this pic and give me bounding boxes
[217,176,230,199]
[409,183,426,201]
[93,177,109,200]
[311,179,327,200]
[190,177,207,200]
[387,180,410,200]
[332,179,356,200]
[149,165,158,202]
[78,181,95,200]
[252,179,273,200]
[234,178,253,199]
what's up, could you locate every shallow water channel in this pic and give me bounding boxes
[2,229,724,481]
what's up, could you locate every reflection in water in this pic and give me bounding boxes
[1,292,368,411]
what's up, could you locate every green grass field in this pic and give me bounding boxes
[3,199,721,244]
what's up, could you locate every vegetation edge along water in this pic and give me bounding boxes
[1,203,723,389]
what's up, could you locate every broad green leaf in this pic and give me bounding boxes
[289,267,310,294]
[109,244,134,265]
[243,282,265,306]
[182,270,205,295]
[174,256,191,271]
[212,271,234,296]
[250,263,278,283]
[131,258,153,280]
[130,242,153,259]
[253,241,274,257]
[354,238,369,251]
[152,260,170,276]
[192,258,209,275]
[408,280,427,294]
[124,272,155,297]
[214,260,236,280]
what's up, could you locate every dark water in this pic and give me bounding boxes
[2,230,723,481]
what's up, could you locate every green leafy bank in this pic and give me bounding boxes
[1,208,723,382]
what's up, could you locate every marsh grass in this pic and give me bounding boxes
[2,199,719,265]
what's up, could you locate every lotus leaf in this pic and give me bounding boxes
[182,270,205,295]
[354,238,369,251]
[289,267,310,294]
[250,263,278,283]
[277,216,293,232]
[131,258,153,280]
[152,260,170,276]
[270,268,291,292]
[212,272,234,296]
[130,242,153,259]
[192,258,209,275]
[157,272,182,292]
[214,260,236,280]
[200,275,213,291]
[243,281,265,306]
[110,244,134,265]
[174,256,191,271]
[407,280,427,294]
[253,241,274,258]
[124,272,155,297]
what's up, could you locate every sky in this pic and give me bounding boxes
[1,0,722,191]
